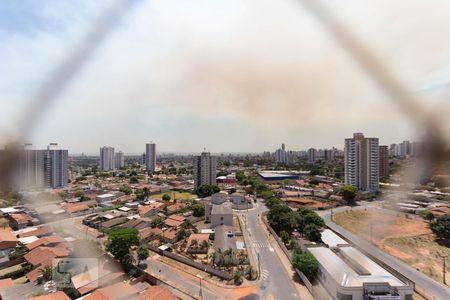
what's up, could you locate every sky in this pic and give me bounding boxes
[1,0,450,154]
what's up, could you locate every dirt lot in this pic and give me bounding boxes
[333,208,450,285]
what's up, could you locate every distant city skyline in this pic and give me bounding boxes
[1,1,449,153]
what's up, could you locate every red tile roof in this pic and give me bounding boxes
[0,227,18,250]
[10,213,32,224]
[24,246,69,266]
[84,282,139,300]
[0,278,14,289]
[65,202,90,213]
[139,203,164,217]
[139,286,176,300]
[26,235,65,250]
[18,227,52,238]
[164,215,185,227]
[165,203,186,214]
[27,291,70,300]
[139,227,163,241]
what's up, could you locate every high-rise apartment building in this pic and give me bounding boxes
[378,145,389,179]
[193,151,217,188]
[115,151,125,168]
[345,133,379,192]
[145,142,156,173]
[19,144,46,188]
[324,148,336,161]
[45,143,69,189]
[399,140,411,157]
[307,148,318,164]
[100,146,115,171]
[15,143,68,189]
[274,144,287,164]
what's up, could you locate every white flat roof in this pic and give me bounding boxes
[0,207,19,213]
[321,229,349,247]
[308,247,407,288]
[97,193,114,198]
[18,236,39,244]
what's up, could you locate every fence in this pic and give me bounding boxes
[147,245,231,280]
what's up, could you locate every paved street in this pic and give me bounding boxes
[142,199,312,299]
[241,199,306,300]
[323,207,450,300]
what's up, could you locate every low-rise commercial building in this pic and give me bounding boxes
[309,230,413,300]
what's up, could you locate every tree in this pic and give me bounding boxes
[151,217,165,229]
[129,176,139,184]
[40,265,53,282]
[105,228,139,264]
[339,185,358,203]
[191,203,205,217]
[303,224,322,242]
[264,196,281,209]
[280,231,290,245]
[430,214,450,239]
[162,193,171,201]
[143,187,150,200]
[195,185,220,198]
[294,208,325,233]
[200,240,209,249]
[420,210,435,222]
[137,245,149,265]
[245,265,255,280]
[233,270,243,285]
[236,171,246,183]
[119,185,132,195]
[267,204,294,233]
[292,252,319,277]
[228,188,236,194]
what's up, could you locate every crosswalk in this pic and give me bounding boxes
[253,241,269,248]
[250,240,274,252]
[260,269,270,281]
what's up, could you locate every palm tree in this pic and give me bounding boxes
[245,265,255,280]
[190,239,198,249]
[40,265,53,282]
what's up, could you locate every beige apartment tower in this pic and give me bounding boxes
[193,152,217,188]
[344,133,379,192]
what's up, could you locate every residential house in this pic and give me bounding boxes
[8,213,36,230]
[85,282,140,300]
[138,286,176,300]
[164,215,185,228]
[139,227,163,243]
[139,202,164,218]
[186,233,210,254]
[165,203,186,215]
[25,235,65,251]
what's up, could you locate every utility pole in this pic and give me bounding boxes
[439,253,448,285]
[257,252,261,279]
[370,223,373,244]
[196,274,203,300]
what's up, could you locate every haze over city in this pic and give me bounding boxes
[2,0,450,153]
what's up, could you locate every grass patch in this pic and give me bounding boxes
[151,191,194,201]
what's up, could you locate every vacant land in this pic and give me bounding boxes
[151,191,194,201]
[333,208,450,285]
